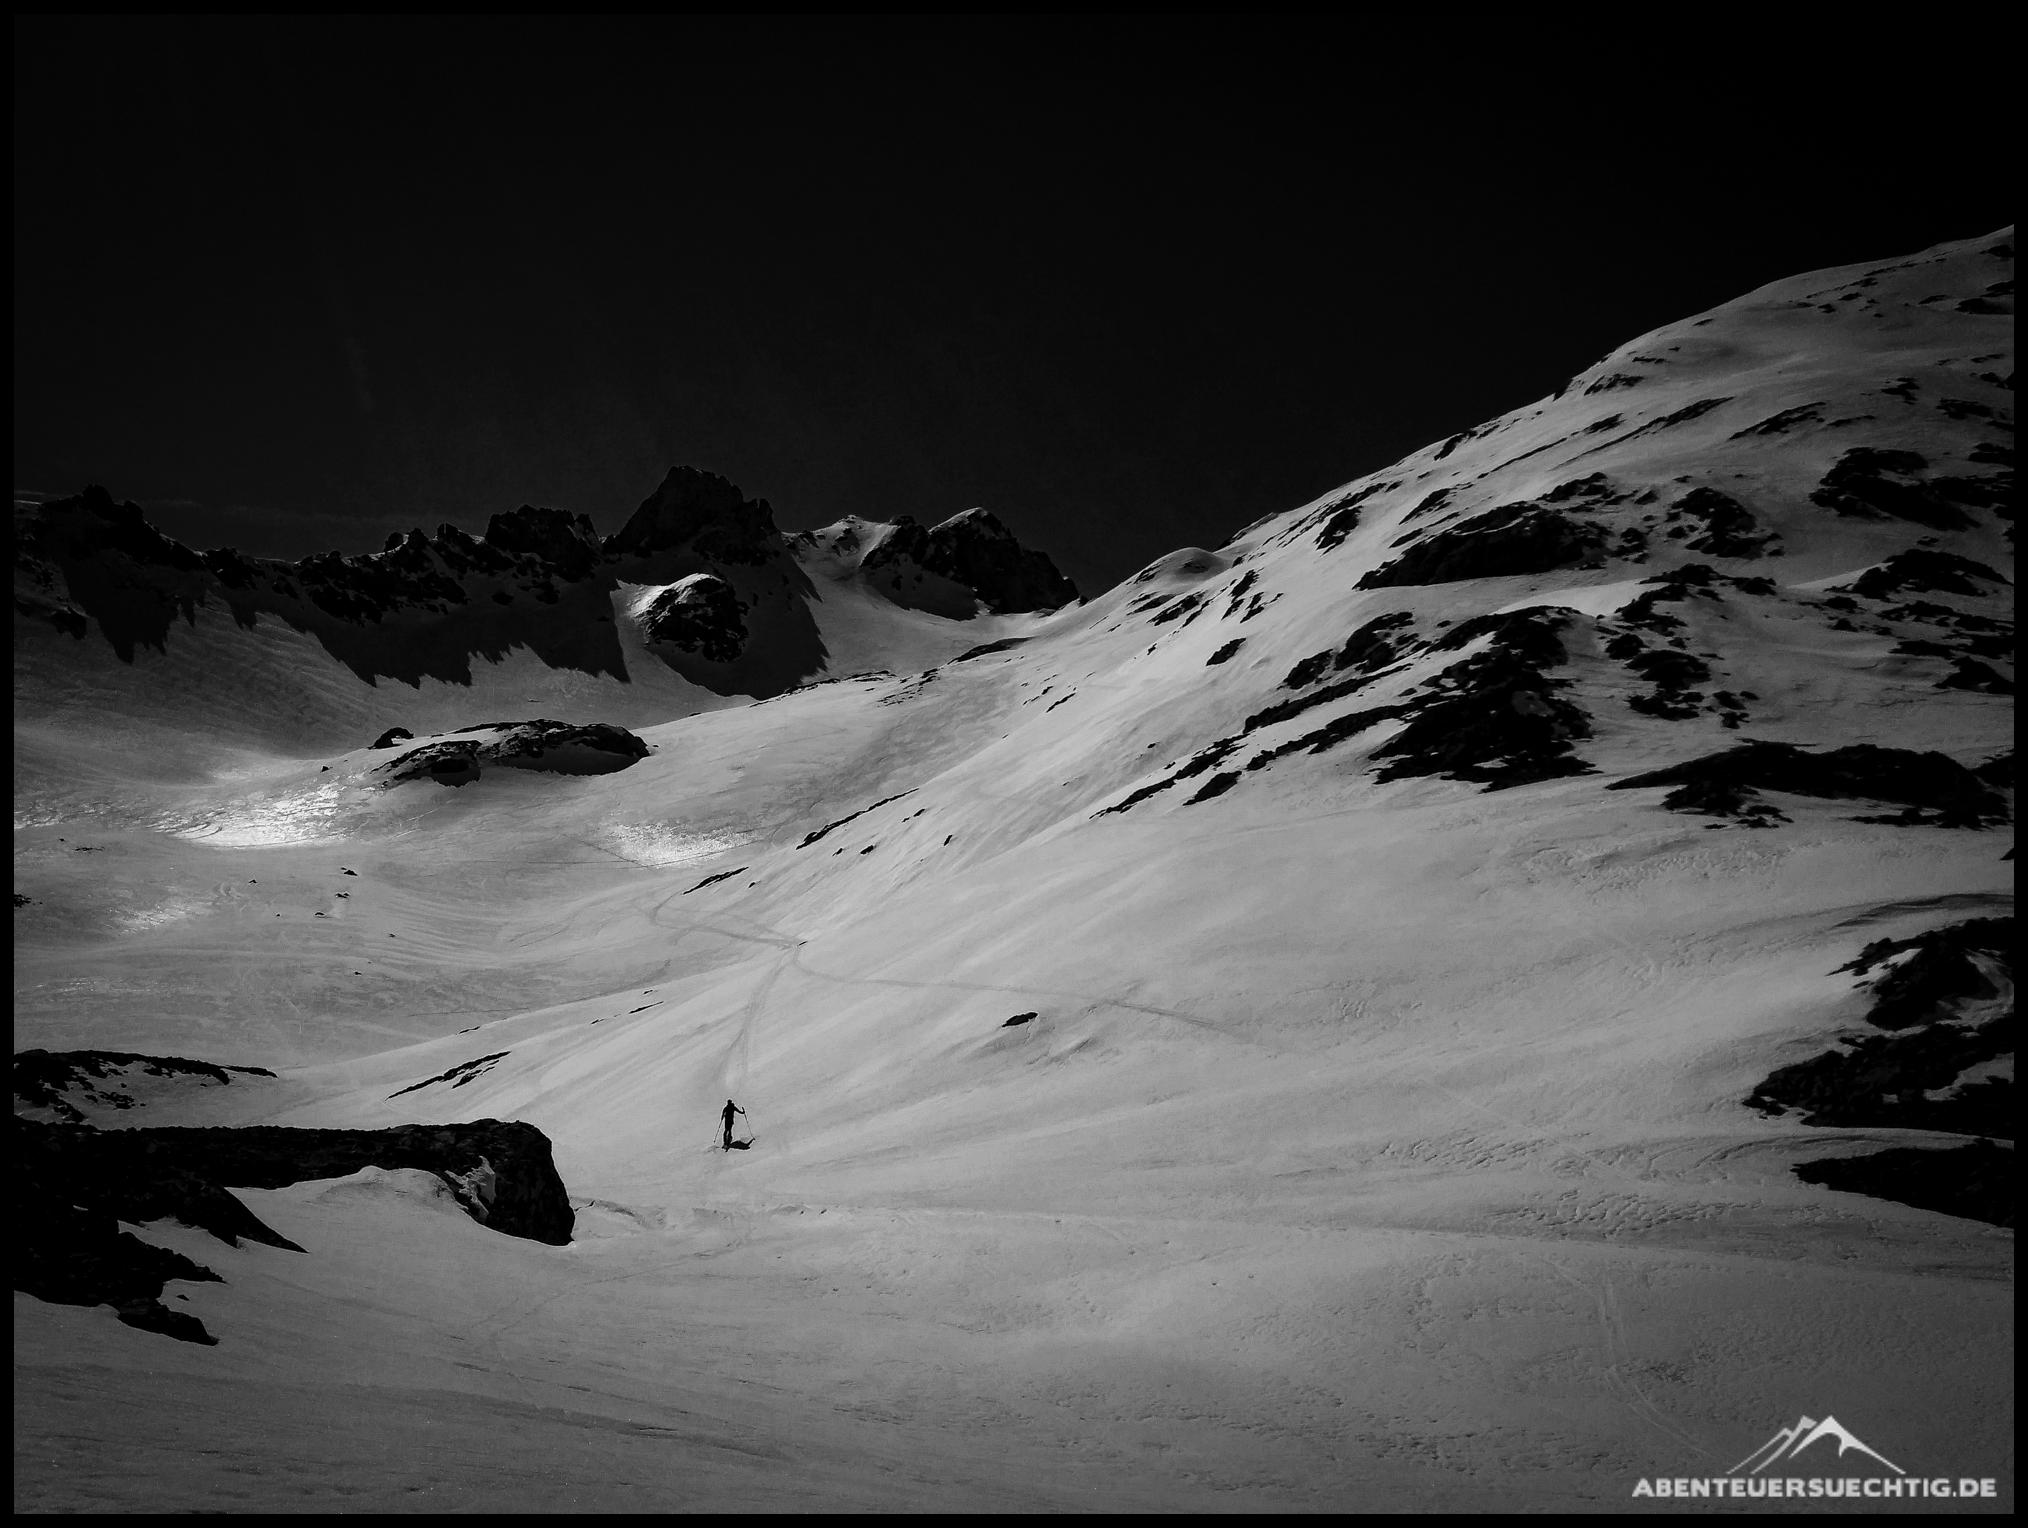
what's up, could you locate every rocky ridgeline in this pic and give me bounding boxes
[16,1112,575,1344]
[13,464,1078,696]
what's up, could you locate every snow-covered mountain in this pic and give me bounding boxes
[13,229,2014,1512]
[13,466,1078,752]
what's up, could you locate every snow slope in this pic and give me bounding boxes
[13,229,2015,1512]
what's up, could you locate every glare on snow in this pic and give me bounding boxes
[156,782,350,848]
[596,823,753,868]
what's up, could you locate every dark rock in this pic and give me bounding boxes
[796,790,916,848]
[1608,742,2009,825]
[374,721,649,787]
[483,505,602,581]
[605,467,778,566]
[1095,739,1243,817]
[1357,501,1607,589]
[370,727,414,750]
[1371,609,1594,790]
[16,1151,226,1344]
[1729,403,1825,438]
[20,1115,574,1247]
[1312,484,1390,551]
[383,740,484,787]
[861,508,1078,614]
[1183,770,1242,804]
[1834,916,2013,1030]
[1278,613,1415,697]
[1747,1024,2012,1136]
[1248,704,1407,767]
[639,574,747,662]
[1672,487,1779,558]
[1400,488,1453,523]
[1809,447,1976,530]
[388,1052,511,1100]
[1939,658,2015,695]
[1149,592,1206,627]
[14,1049,276,1125]
[1206,639,1244,665]
[1001,1013,1036,1027]
[1792,1139,2013,1228]
[1654,777,1789,825]
[951,638,1031,663]
[1846,549,2010,600]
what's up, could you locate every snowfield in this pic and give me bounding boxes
[14,229,2014,1512]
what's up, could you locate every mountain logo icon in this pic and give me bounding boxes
[1727,1415,1905,1476]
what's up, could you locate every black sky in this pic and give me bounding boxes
[13,16,2013,595]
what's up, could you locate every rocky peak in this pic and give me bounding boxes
[484,504,602,580]
[21,486,205,573]
[919,506,1080,613]
[604,466,782,566]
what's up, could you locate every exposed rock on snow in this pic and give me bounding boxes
[1843,548,2011,599]
[1666,486,1781,558]
[14,1049,277,1126]
[372,720,650,787]
[1609,743,2010,826]
[638,574,747,661]
[857,508,1079,616]
[21,1117,573,1248]
[388,1051,511,1099]
[15,1115,573,1341]
[1357,498,1610,588]
[1746,916,2013,1152]
[1809,447,1980,530]
[1793,1139,2013,1229]
[1368,609,1594,789]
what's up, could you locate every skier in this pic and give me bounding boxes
[720,1098,745,1151]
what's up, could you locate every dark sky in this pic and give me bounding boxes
[14,16,2012,595]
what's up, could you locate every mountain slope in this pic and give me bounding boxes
[13,229,2014,1513]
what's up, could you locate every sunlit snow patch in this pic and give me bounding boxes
[158,783,350,847]
[597,823,754,868]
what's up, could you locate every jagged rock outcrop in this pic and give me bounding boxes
[16,1115,575,1342]
[639,573,747,661]
[603,466,780,565]
[483,504,603,580]
[372,719,649,786]
[860,508,1079,615]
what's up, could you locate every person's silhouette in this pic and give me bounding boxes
[720,1098,745,1150]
